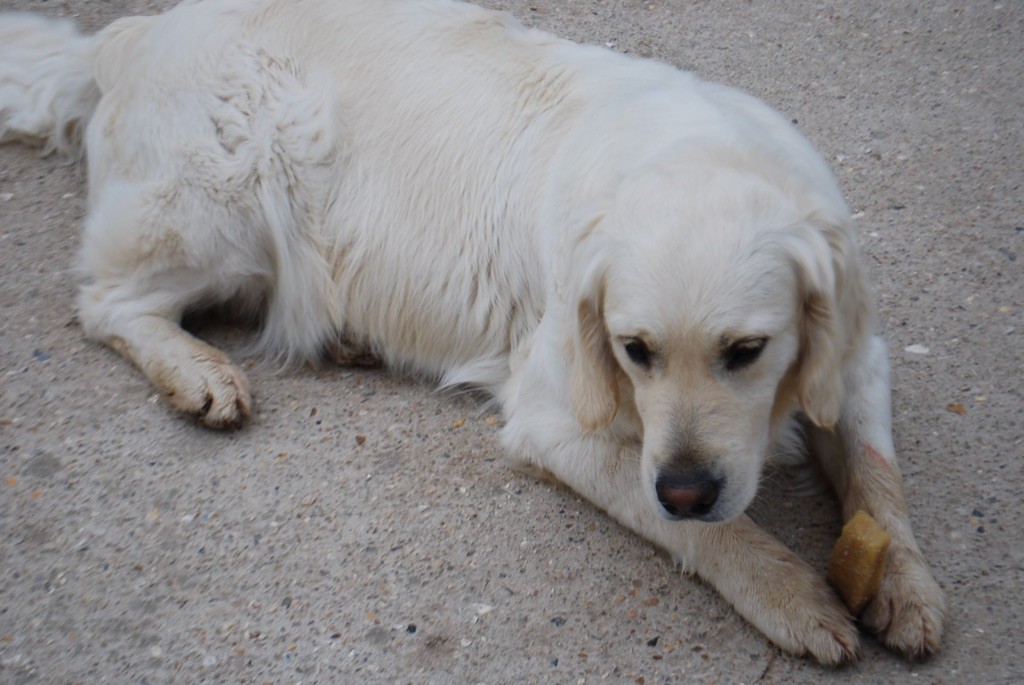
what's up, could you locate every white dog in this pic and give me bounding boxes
[0,0,944,663]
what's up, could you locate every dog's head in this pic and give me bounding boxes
[567,155,870,522]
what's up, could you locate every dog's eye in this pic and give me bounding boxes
[724,337,768,371]
[624,339,652,368]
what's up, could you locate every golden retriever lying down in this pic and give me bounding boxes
[0,0,943,663]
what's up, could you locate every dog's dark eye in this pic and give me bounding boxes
[724,337,768,371]
[624,339,652,368]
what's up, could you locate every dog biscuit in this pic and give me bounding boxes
[827,510,891,614]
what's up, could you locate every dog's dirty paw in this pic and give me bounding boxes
[150,351,252,429]
[861,546,945,659]
[192,358,251,429]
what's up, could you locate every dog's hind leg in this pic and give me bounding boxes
[806,335,945,657]
[76,181,256,429]
[79,288,252,428]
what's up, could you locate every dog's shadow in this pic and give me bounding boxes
[749,460,843,574]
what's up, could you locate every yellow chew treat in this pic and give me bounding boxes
[827,510,892,614]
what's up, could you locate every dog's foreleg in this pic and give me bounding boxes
[513,432,859,664]
[807,334,945,657]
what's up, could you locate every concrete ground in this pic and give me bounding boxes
[1,0,1021,682]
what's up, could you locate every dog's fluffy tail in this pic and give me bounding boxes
[0,13,99,157]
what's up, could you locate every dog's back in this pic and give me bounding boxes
[0,0,838,380]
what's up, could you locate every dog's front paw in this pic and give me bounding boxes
[861,545,945,658]
[766,569,861,666]
[695,518,860,665]
[150,350,252,429]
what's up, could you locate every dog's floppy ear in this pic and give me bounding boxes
[568,215,620,433]
[784,215,872,429]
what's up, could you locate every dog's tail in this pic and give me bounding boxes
[0,13,100,158]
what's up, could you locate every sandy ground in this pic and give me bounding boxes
[1,0,1021,683]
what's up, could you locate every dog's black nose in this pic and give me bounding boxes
[655,471,722,520]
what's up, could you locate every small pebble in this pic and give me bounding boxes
[905,344,929,355]
[551,616,566,627]
[149,646,162,657]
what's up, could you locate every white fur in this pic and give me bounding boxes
[0,0,944,663]
[0,13,98,155]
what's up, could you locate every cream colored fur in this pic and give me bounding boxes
[0,0,944,663]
